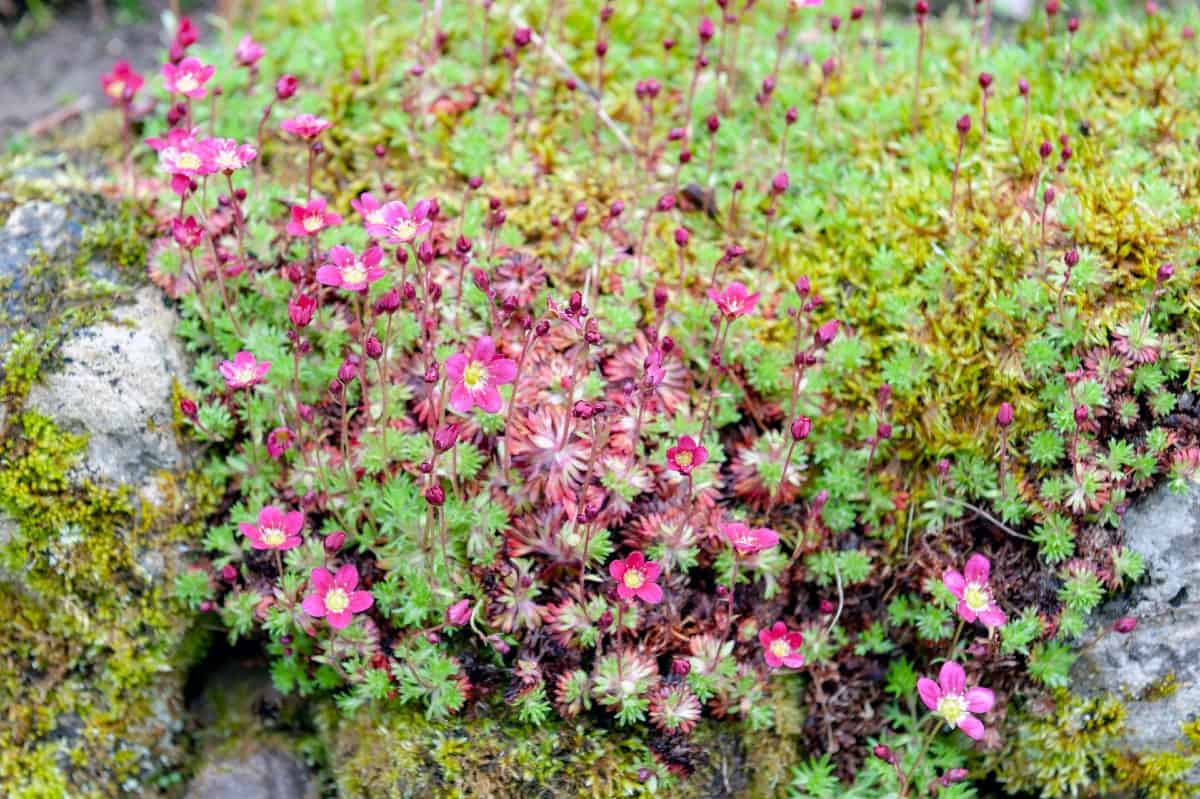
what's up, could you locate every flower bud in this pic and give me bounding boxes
[874,744,898,765]
[771,170,790,194]
[1074,404,1089,424]
[877,422,893,440]
[815,319,840,346]
[1157,263,1174,283]
[424,483,446,506]
[221,564,238,582]
[786,106,798,125]
[338,360,358,383]
[699,16,715,41]
[179,398,198,419]
[275,74,298,100]
[671,657,691,676]
[1039,139,1053,159]
[324,531,346,552]
[1019,78,1030,96]
[513,26,532,47]
[374,288,401,315]
[424,363,440,383]
[851,5,864,19]
[915,0,929,15]
[957,114,971,135]
[656,194,676,212]
[365,336,383,360]
[446,598,473,626]
[674,227,690,247]
[1064,248,1080,267]
[433,424,459,453]
[791,416,813,441]
[1113,616,1138,634]
[997,402,1014,428]
[819,599,836,614]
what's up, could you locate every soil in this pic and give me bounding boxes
[0,2,209,141]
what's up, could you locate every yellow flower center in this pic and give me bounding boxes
[215,151,240,170]
[390,219,416,241]
[736,534,757,550]
[367,209,385,226]
[177,152,202,171]
[623,570,645,589]
[342,261,367,285]
[770,638,791,658]
[675,450,693,468]
[262,527,286,548]
[325,587,350,614]
[963,583,989,612]
[303,213,323,232]
[938,694,967,726]
[176,74,198,93]
[463,361,487,391]
[235,365,257,385]
[107,80,125,98]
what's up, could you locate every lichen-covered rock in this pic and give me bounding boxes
[186,745,314,799]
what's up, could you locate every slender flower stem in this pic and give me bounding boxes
[911,17,926,134]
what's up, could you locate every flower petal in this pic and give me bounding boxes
[943,569,966,599]
[637,582,663,604]
[939,661,966,695]
[917,677,942,711]
[957,715,985,741]
[964,554,990,584]
[310,567,334,592]
[609,559,627,580]
[301,593,327,617]
[476,387,503,414]
[283,511,305,535]
[334,563,359,590]
[348,590,374,613]
[979,605,1007,629]
[472,336,496,362]
[449,382,474,414]
[489,358,518,385]
[327,610,354,629]
[641,560,662,581]
[964,687,995,714]
[445,353,468,382]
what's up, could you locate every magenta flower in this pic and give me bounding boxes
[239,505,303,551]
[351,191,388,229]
[943,554,1007,629]
[157,135,214,179]
[918,661,995,740]
[301,564,374,629]
[281,113,332,140]
[758,621,805,669]
[162,56,215,98]
[266,427,295,459]
[219,351,272,390]
[666,435,708,475]
[707,281,761,320]
[609,551,663,604]
[235,34,265,68]
[720,522,780,555]
[102,60,144,104]
[208,138,257,174]
[445,336,518,414]
[171,216,204,250]
[316,245,386,292]
[446,599,473,626]
[287,198,343,237]
[366,199,434,245]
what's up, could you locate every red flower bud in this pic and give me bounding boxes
[179,398,198,419]
[424,484,446,506]
[1113,616,1138,634]
[275,74,298,100]
[791,416,813,441]
[289,293,316,327]
[997,401,1014,428]
[324,531,346,552]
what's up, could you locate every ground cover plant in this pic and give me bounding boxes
[53,0,1200,794]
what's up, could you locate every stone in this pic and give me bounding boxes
[186,744,314,799]
[1072,482,1200,780]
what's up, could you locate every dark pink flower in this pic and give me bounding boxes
[238,505,303,551]
[162,56,215,98]
[446,599,473,626]
[157,134,214,179]
[208,137,257,173]
[706,281,761,320]
[367,199,434,245]
[609,551,663,604]
[101,60,144,104]
[758,621,805,668]
[445,336,518,414]
[281,113,332,140]
[918,661,995,740]
[316,245,386,291]
[219,350,271,390]
[235,34,265,67]
[666,435,708,475]
[171,216,204,250]
[287,198,343,237]
[943,554,1006,629]
[301,564,374,629]
[266,427,295,459]
[720,522,780,555]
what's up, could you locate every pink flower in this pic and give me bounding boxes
[366,199,434,245]
[219,351,272,390]
[162,56,215,98]
[666,435,708,475]
[446,599,473,626]
[316,245,386,292]
[609,551,663,604]
[706,281,761,320]
[758,621,805,669]
[943,554,1007,629]
[720,522,780,555]
[157,135,214,178]
[266,427,295,459]
[207,138,257,173]
[238,505,303,551]
[287,198,343,237]
[917,661,995,740]
[351,191,387,229]
[445,336,518,414]
[101,60,144,104]
[145,126,198,152]
[235,34,265,67]
[281,113,332,140]
[171,216,204,250]
[301,564,374,629]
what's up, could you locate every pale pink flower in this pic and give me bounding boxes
[301,564,374,629]
[281,113,332,140]
[707,281,761,320]
[666,435,708,475]
[918,661,995,740]
[943,554,1007,629]
[286,198,343,237]
[239,505,303,550]
[351,191,387,229]
[720,522,780,555]
[759,621,805,668]
[235,34,265,67]
[445,336,518,414]
[367,199,434,245]
[157,135,214,178]
[609,551,663,604]
[162,56,215,98]
[207,137,257,173]
[266,427,295,459]
[316,245,386,291]
[219,351,271,390]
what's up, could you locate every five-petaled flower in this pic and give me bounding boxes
[287,198,343,237]
[609,551,663,604]
[707,281,761,320]
[758,621,805,669]
[266,427,296,459]
[219,351,272,390]
[445,336,518,414]
[366,199,434,245]
[102,60,144,104]
[209,138,257,173]
[943,554,1007,629]
[720,522,780,555]
[351,191,388,228]
[301,564,374,629]
[281,113,333,140]
[666,435,708,475]
[162,56,215,98]
[316,244,386,292]
[918,661,995,740]
[239,505,304,551]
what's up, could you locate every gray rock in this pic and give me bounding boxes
[186,744,314,799]
[25,285,191,489]
[1073,482,1200,780]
